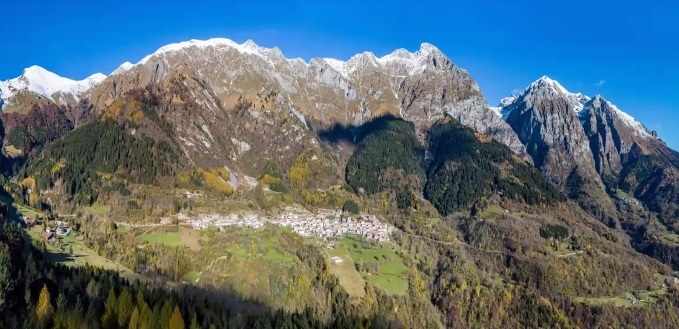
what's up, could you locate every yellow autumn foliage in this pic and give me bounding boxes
[259,174,281,187]
[287,151,337,190]
[103,98,145,124]
[35,284,53,323]
[21,176,36,190]
[201,168,233,195]
[288,161,310,190]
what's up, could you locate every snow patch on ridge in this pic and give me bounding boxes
[322,42,446,78]
[608,102,650,137]
[138,38,282,67]
[523,76,590,112]
[0,65,106,106]
[112,61,135,75]
[500,76,652,139]
[581,96,652,138]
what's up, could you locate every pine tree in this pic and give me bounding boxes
[151,303,163,329]
[101,287,118,329]
[35,284,54,326]
[159,300,174,329]
[169,306,185,329]
[138,299,153,329]
[52,293,68,329]
[118,287,135,327]
[128,307,140,329]
[0,243,12,310]
[135,290,146,309]
[190,313,200,329]
[85,279,99,299]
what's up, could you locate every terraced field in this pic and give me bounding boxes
[331,236,409,296]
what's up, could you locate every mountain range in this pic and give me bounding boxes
[1,38,679,328]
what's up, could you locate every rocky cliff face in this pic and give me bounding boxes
[503,78,600,185]
[501,77,678,225]
[577,95,679,222]
[579,95,654,181]
[83,38,526,155]
[502,77,615,219]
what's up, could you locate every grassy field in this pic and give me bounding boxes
[327,246,366,298]
[573,274,668,308]
[26,225,142,281]
[194,226,314,312]
[573,288,667,308]
[136,227,202,250]
[15,203,44,219]
[82,203,111,217]
[332,236,408,296]
[139,231,184,247]
[480,204,506,220]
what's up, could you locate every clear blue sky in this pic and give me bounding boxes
[2,0,678,148]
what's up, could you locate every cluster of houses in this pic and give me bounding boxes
[38,220,72,243]
[188,212,266,230]
[187,207,393,242]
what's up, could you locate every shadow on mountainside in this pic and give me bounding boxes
[317,114,406,146]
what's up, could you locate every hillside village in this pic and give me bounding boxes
[186,207,394,242]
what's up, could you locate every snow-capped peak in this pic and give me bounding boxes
[523,76,590,112]
[418,42,441,55]
[528,75,570,95]
[0,65,107,106]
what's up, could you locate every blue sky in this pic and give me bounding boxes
[2,0,678,148]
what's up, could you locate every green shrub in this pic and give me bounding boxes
[342,200,360,214]
[396,190,414,209]
[539,224,569,240]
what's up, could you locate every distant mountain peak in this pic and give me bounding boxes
[519,76,590,112]
[529,75,567,93]
[504,78,651,139]
[0,65,106,106]
[418,42,441,53]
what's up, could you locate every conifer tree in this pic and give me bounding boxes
[169,306,185,329]
[35,284,54,326]
[128,307,140,329]
[101,288,118,329]
[118,287,134,327]
[0,243,12,310]
[190,313,200,329]
[52,293,68,329]
[138,299,153,329]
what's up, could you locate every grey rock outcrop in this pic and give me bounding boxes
[503,76,615,218]
[85,38,526,155]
